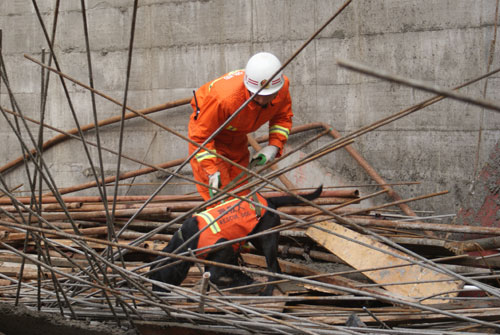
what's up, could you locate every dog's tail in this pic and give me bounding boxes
[266,185,323,209]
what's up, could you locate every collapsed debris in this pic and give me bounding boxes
[1,173,500,334]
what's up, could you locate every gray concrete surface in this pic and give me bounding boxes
[0,302,128,335]
[0,0,499,221]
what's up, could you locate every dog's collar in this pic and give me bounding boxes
[251,193,263,218]
[176,229,184,242]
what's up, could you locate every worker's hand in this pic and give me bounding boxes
[208,171,221,198]
[252,145,279,166]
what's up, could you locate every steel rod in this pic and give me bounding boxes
[3,218,500,331]
[337,58,500,113]
[198,272,210,314]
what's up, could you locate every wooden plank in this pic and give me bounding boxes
[241,253,417,303]
[309,306,500,326]
[306,221,463,304]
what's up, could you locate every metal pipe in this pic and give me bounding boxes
[348,216,500,235]
[343,190,449,217]
[0,202,83,212]
[11,207,168,222]
[298,189,388,222]
[445,236,500,253]
[0,96,190,175]
[0,193,199,205]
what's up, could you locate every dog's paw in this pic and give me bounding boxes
[211,275,233,287]
[233,272,254,286]
[260,284,276,296]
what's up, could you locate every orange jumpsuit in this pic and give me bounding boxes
[194,193,268,257]
[188,70,293,200]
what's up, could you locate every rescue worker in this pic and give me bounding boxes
[188,52,293,200]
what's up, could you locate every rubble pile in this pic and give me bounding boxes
[1,186,499,334]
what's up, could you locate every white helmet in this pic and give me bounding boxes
[244,52,284,95]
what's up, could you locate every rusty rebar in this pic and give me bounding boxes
[0,93,190,176]
[337,58,500,113]
[2,219,500,331]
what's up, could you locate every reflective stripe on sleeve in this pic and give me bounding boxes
[269,125,290,140]
[209,70,244,92]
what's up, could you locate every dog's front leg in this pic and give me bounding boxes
[206,240,253,288]
[149,218,199,292]
[253,232,281,296]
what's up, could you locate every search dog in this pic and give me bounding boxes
[149,185,322,295]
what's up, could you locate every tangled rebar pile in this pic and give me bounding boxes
[1,1,500,334]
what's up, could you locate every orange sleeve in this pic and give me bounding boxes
[189,94,225,175]
[268,83,293,156]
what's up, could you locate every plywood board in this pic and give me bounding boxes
[242,253,417,303]
[306,221,463,304]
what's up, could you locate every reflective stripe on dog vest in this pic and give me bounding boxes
[195,207,224,234]
[195,193,268,257]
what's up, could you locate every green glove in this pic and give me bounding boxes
[253,145,279,166]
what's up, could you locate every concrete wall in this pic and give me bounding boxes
[0,0,499,221]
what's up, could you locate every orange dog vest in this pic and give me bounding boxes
[195,193,268,258]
